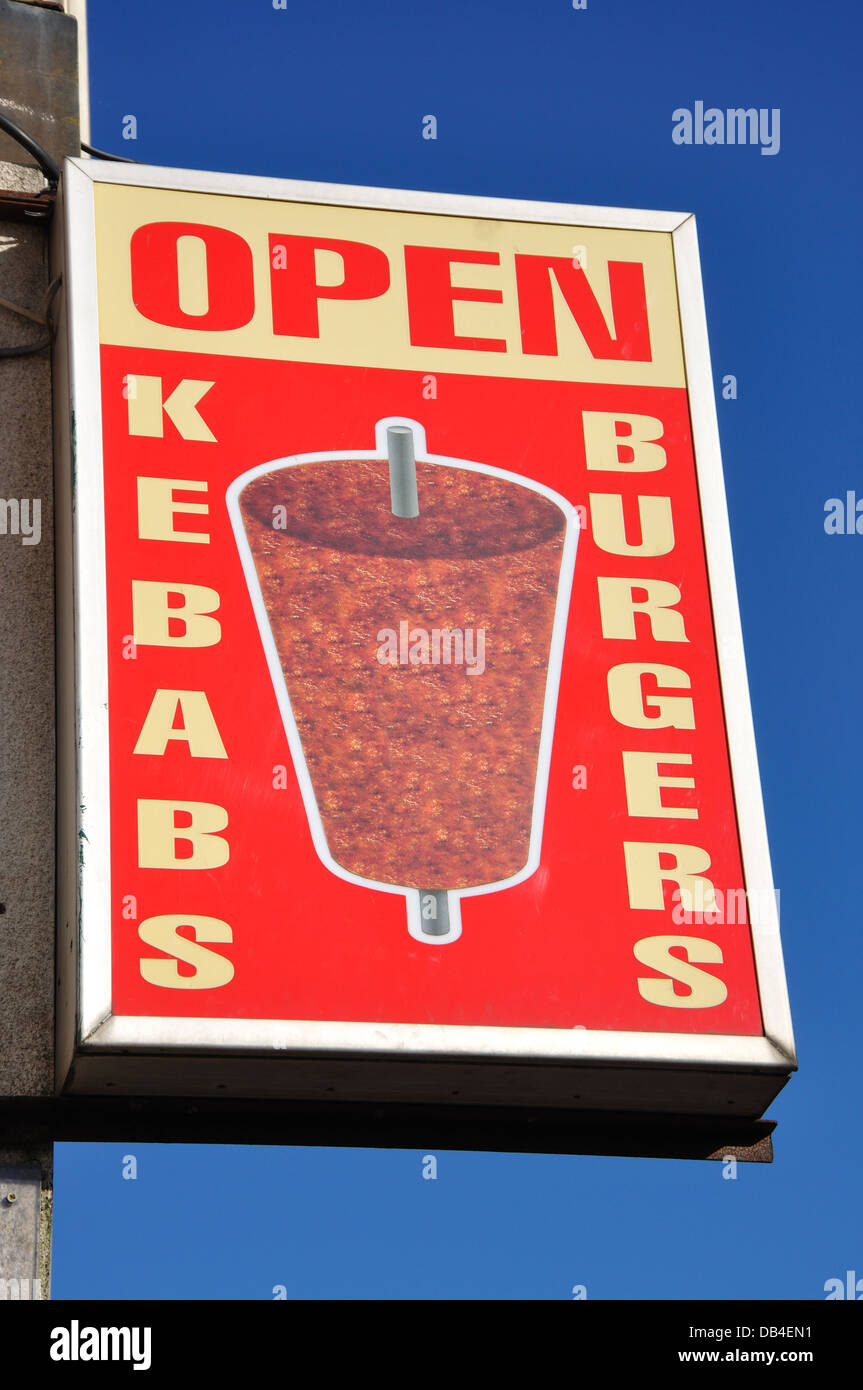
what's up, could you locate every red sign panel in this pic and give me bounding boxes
[55,163,795,1112]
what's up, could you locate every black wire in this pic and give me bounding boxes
[81,141,139,164]
[0,110,61,187]
[0,113,62,359]
[0,337,50,359]
[0,277,62,360]
[0,118,136,360]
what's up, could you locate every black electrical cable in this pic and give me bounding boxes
[0,115,140,175]
[0,110,61,187]
[0,113,62,359]
[0,276,62,359]
[80,141,139,164]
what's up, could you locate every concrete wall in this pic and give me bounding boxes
[0,219,56,1101]
[0,0,82,1299]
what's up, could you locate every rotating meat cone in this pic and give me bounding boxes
[229,418,578,944]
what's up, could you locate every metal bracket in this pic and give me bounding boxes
[0,1095,777,1162]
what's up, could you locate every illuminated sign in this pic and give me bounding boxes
[53,161,795,1114]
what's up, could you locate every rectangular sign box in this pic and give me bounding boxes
[52,158,795,1116]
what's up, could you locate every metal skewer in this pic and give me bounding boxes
[418,889,451,937]
[386,425,420,518]
[385,425,454,939]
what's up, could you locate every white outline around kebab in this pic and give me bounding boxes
[227,418,579,946]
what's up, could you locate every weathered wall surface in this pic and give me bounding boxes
[0,0,81,1299]
[0,219,55,1100]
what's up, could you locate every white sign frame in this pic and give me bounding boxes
[52,157,796,1115]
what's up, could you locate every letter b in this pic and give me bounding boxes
[132,581,221,647]
[137,799,229,869]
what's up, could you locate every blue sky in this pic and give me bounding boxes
[54,0,862,1299]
